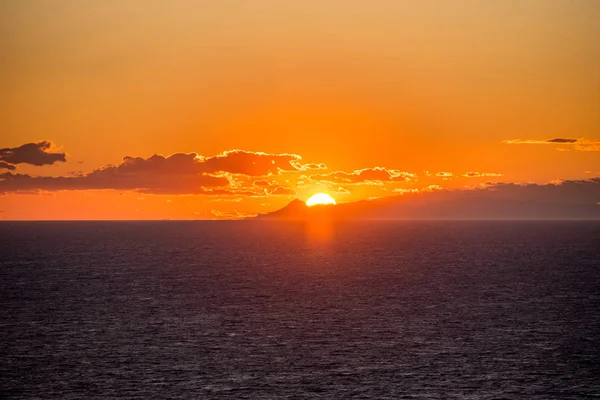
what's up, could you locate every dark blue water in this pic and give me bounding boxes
[1,221,599,399]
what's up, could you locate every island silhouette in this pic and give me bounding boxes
[254,179,600,220]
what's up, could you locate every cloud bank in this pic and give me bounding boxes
[108,150,303,177]
[0,147,313,195]
[0,145,314,196]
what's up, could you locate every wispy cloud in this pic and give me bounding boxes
[503,138,600,151]
[310,167,416,185]
[290,162,327,171]
[210,209,255,220]
[392,185,443,194]
[253,180,277,188]
[392,188,420,194]
[463,172,503,178]
[330,186,351,194]
[267,186,296,196]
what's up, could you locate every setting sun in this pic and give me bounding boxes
[2,2,599,399]
[305,193,336,207]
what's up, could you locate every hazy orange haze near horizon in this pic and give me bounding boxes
[1,0,599,219]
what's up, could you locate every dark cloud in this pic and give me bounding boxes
[0,161,16,170]
[113,153,203,175]
[311,167,415,185]
[0,141,66,167]
[0,171,228,195]
[138,187,260,196]
[436,172,453,177]
[547,138,578,143]
[199,150,302,176]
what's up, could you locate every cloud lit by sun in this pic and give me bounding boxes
[305,193,336,207]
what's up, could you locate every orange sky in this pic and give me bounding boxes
[1,0,599,219]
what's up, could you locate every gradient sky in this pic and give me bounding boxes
[1,0,599,219]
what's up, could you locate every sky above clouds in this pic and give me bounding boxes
[1,0,599,219]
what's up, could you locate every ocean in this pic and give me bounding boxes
[1,221,599,399]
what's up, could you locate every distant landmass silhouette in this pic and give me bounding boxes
[254,178,600,220]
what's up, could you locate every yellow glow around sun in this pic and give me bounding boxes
[305,193,336,207]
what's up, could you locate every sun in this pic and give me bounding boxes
[305,193,336,207]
